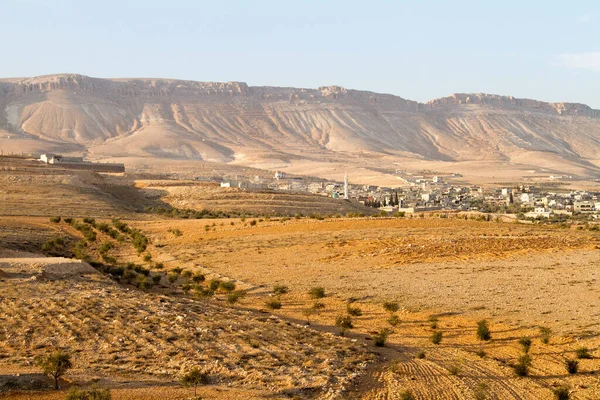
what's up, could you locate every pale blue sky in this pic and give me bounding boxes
[2,0,600,107]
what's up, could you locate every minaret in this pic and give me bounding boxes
[344,171,349,199]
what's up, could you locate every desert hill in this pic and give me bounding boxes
[2,74,600,181]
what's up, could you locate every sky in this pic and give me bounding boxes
[2,0,600,107]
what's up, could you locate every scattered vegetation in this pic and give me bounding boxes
[49,216,61,223]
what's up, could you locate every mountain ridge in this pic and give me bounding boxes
[1,73,597,116]
[2,73,600,182]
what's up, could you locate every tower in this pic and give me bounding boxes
[344,171,349,200]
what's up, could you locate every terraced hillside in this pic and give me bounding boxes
[137,180,375,216]
[0,249,369,399]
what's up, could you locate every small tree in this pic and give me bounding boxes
[565,359,579,374]
[37,349,72,390]
[519,337,532,354]
[335,315,353,336]
[181,367,208,397]
[383,301,399,314]
[540,326,552,344]
[265,298,282,310]
[272,284,289,295]
[575,347,592,359]
[302,308,315,325]
[513,354,532,377]
[308,286,326,299]
[374,328,390,347]
[553,386,570,400]
[431,331,443,345]
[476,320,491,341]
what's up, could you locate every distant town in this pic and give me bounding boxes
[217,170,600,221]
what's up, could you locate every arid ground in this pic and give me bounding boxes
[2,168,600,399]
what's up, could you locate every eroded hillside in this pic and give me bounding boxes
[2,74,600,179]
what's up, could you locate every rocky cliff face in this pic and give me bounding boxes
[1,74,600,172]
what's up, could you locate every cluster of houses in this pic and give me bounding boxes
[219,170,600,219]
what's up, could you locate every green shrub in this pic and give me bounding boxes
[182,270,192,279]
[513,354,531,376]
[383,301,400,313]
[265,298,282,310]
[64,217,73,224]
[143,253,152,262]
[49,216,61,223]
[219,281,236,292]
[154,262,164,270]
[312,301,325,310]
[172,267,183,275]
[431,331,443,345]
[130,229,148,254]
[565,359,579,374]
[168,228,183,237]
[83,217,96,225]
[208,279,221,291]
[387,315,400,326]
[553,386,570,400]
[476,320,491,341]
[112,219,129,233]
[576,347,592,359]
[98,241,114,254]
[272,284,289,295]
[335,315,353,336]
[374,328,390,347]
[96,222,111,233]
[428,315,439,329]
[152,274,161,284]
[519,337,532,353]
[308,286,326,299]
[227,290,246,305]
[476,348,486,358]
[540,326,552,344]
[123,269,137,283]
[191,273,205,283]
[399,390,415,400]
[346,304,362,316]
[168,273,178,284]
[416,351,426,359]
